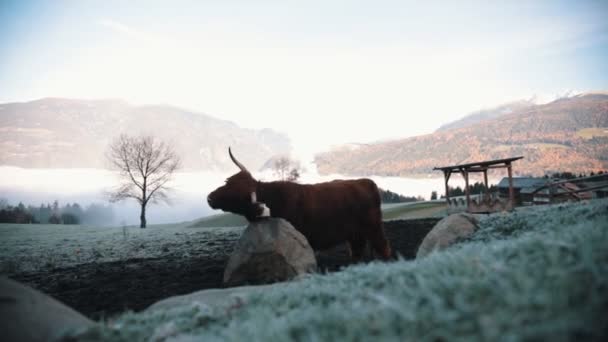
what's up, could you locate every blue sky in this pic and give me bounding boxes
[1,0,607,154]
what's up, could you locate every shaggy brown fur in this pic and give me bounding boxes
[207,150,391,260]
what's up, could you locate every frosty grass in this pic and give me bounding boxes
[66,199,607,341]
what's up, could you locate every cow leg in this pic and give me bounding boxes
[363,207,392,260]
[348,237,367,262]
[368,226,392,260]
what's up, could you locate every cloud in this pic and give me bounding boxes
[99,19,154,42]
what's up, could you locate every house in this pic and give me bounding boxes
[581,179,608,199]
[497,174,608,206]
[532,182,592,204]
[496,177,550,206]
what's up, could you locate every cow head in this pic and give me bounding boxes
[207,148,270,221]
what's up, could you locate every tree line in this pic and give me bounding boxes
[0,199,114,225]
[447,182,498,197]
[429,182,499,200]
[544,170,605,180]
[379,189,422,203]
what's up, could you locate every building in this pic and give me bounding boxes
[434,156,523,213]
[532,182,592,204]
[498,174,608,206]
[496,177,550,206]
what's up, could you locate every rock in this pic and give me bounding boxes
[223,218,317,286]
[0,277,94,342]
[416,213,479,258]
[147,283,276,313]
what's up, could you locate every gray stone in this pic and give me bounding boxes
[147,283,276,313]
[223,218,317,286]
[416,213,479,258]
[0,277,94,342]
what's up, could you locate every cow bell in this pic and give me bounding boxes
[251,191,271,218]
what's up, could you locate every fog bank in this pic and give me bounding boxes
[0,166,492,226]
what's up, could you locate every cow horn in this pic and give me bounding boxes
[229,147,250,173]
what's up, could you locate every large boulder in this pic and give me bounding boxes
[223,218,317,286]
[416,213,479,258]
[0,277,94,342]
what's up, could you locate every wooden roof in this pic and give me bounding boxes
[497,176,547,189]
[433,156,523,172]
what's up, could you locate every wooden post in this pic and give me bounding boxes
[483,169,489,203]
[507,162,514,209]
[444,170,451,204]
[463,169,471,210]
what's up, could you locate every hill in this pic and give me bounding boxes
[0,98,290,171]
[436,98,535,132]
[315,94,608,177]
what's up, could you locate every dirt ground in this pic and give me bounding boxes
[10,218,440,320]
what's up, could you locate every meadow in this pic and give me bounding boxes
[0,222,244,275]
[0,202,431,275]
[59,200,608,341]
[2,199,607,340]
[1,201,439,319]
[66,198,607,341]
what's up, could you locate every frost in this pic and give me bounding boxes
[150,322,178,341]
[0,224,243,274]
[43,199,608,340]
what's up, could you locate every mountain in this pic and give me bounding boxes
[0,98,290,171]
[436,99,536,132]
[314,94,608,177]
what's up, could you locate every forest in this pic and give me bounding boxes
[0,199,114,225]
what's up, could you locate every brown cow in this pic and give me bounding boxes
[207,148,391,260]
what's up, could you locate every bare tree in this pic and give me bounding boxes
[272,156,302,181]
[107,134,181,228]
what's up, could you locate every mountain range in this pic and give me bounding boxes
[0,98,290,171]
[3,94,608,178]
[314,94,608,177]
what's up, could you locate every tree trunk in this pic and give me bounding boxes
[140,203,147,228]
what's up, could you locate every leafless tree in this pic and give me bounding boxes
[107,134,181,228]
[272,156,302,182]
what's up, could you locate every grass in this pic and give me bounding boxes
[577,127,608,139]
[189,201,447,228]
[526,143,571,149]
[492,143,571,151]
[67,199,608,341]
[0,201,441,274]
[0,222,243,275]
[187,212,248,228]
[381,201,446,220]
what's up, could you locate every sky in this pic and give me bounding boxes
[1,0,608,156]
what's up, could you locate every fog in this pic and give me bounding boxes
[0,166,489,226]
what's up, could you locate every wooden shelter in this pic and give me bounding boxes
[433,156,523,213]
[531,173,608,204]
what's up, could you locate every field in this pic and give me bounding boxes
[0,202,440,318]
[0,222,243,275]
[381,201,447,220]
[189,201,447,228]
[577,127,608,139]
[66,198,608,341]
[2,199,607,341]
[0,201,436,274]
